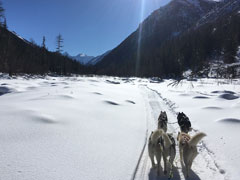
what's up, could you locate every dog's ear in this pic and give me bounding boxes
[177,112,181,118]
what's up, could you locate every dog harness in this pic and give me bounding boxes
[181,133,190,145]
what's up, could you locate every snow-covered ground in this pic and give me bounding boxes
[0,75,239,180]
[145,78,240,180]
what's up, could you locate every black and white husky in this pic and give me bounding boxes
[177,112,192,133]
[148,129,176,177]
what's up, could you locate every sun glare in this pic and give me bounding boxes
[136,0,146,76]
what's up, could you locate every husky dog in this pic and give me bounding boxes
[148,129,176,178]
[177,131,206,177]
[177,112,191,133]
[158,111,168,132]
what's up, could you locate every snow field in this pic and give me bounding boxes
[0,76,146,180]
[0,76,239,180]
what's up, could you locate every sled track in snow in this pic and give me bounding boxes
[131,85,152,180]
[131,85,227,180]
[131,85,180,180]
[130,128,149,180]
[144,85,227,180]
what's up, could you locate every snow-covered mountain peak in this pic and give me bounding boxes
[64,52,94,64]
[77,53,87,57]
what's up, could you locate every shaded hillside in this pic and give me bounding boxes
[95,0,217,77]
[95,0,240,78]
[87,50,111,65]
[0,27,89,76]
[167,3,240,77]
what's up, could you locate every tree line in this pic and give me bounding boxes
[0,26,90,76]
[0,1,90,76]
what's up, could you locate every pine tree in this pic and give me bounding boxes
[42,36,46,49]
[0,0,4,25]
[3,17,7,29]
[56,34,63,53]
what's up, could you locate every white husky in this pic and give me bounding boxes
[148,129,176,177]
[177,132,206,177]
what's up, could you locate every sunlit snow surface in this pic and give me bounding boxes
[0,75,239,180]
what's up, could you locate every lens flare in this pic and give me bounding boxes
[136,0,146,76]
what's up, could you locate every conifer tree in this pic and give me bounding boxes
[3,17,7,29]
[56,34,63,53]
[42,36,46,49]
[0,0,5,25]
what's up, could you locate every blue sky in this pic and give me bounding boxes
[3,0,170,56]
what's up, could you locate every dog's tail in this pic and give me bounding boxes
[188,132,206,147]
[161,131,173,148]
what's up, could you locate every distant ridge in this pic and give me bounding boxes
[64,52,94,65]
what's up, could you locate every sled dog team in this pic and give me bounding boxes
[148,111,206,178]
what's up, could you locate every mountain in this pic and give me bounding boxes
[64,50,110,65]
[174,0,240,77]
[74,53,94,64]
[87,50,111,65]
[195,0,240,28]
[0,27,88,75]
[95,0,240,78]
[64,52,94,65]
